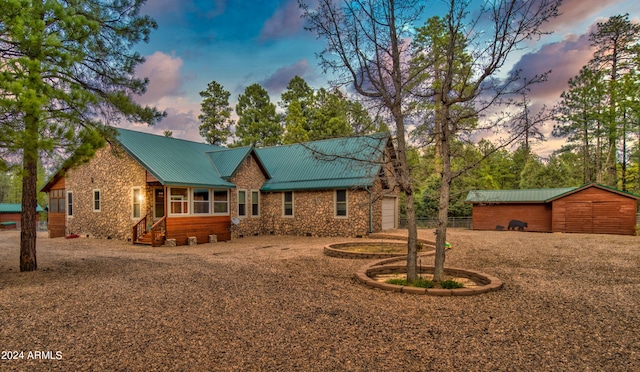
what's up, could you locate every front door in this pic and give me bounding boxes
[154,187,165,219]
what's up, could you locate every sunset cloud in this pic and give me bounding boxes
[135,52,185,105]
[261,59,314,94]
[259,0,305,41]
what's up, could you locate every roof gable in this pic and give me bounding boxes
[116,129,235,188]
[256,134,390,191]
[206,147,270,180]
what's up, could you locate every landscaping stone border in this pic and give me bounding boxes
[354,256,503,296]
[323,241,435,259]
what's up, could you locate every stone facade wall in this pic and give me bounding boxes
[64,145,148,241]
[228,154,266,239]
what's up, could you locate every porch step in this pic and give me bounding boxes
[134,232,164,246]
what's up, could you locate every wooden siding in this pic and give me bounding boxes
[166,216,231,245]
[472,203,552,232]
[552,187,637,235]
[146,171,159,183]
[48,212,66,238]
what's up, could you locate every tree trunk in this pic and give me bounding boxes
[20,114,39,272]
[433,108,452,282]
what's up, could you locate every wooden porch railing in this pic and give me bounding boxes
[132,216,147,244]
[150,216,166,247]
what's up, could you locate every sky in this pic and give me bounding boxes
[123,0,640,157]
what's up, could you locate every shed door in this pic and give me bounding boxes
[565,202,592,233]
[382,197,396,230]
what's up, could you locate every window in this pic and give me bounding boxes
[93,189,101,212]
[251,191,260,216]
[193,188,210,214]
[213,190,228,214]
[336,189,347,217]
[49,189,64,213]
[132,187,141,219]
[170,188,189,214]
[238,190,247,217]
[154,188,165,219]
[283,191,293,217]
[67,191,73,217]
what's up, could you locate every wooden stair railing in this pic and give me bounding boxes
[132,216,147,245]
[150,216,166,247]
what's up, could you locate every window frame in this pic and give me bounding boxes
[132,187,142,220]
[335,189,348,218]
[192,188,211,215]
[66,191,73,217]
[212,189,229,215]
[237,189,247,217]
[283,191,294,217]
[93,189,101,212]
[251,190,260,217]
[168,187,189,215]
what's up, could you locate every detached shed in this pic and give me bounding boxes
[0,203,44,230]
[466,184,639,236]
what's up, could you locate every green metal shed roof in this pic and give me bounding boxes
[0,203,44,213]
[116,128,235,188]
[256,134,388,192]
[465,187,577,203]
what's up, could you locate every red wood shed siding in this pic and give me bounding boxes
[552,187,637,235]
[166,215,231,245]
[472,203,552,232]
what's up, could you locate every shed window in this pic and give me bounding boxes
[336,189,347,217]
[283,191,294,217]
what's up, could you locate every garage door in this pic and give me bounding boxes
[565,201,621,234]
[382,197,396,230]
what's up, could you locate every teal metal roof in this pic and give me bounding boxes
[465,187,577,203]
[206,146,255,179]
[256,134,388,191]
[116,128,235,188]
[0,203,44,213]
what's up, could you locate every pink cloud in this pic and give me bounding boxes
[543,0,626,33]
[135,52,184,105]
[261,59,314,94]
[260,0,304,41]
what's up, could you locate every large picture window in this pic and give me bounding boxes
[193,188,210,214]
[213,190,228,214]
[335,189,347,217]
[170,188,189,214]
[283,191,293,217]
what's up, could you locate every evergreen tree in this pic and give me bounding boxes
[0,0,163,271]
[234,84,282,147]
[198,81,233,145]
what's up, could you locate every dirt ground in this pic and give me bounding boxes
[0,229,638,371]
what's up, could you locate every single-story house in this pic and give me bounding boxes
[466,184,640,235]
[0,203,44,230]
[41,128,399,245]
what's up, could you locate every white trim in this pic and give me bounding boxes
[192,188,211,215]
[92,189,101,212]
[335,189,348,218]
[212,189,229,215]
[283,191,294,217]
[168,187,189,216]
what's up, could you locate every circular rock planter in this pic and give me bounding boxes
[324,241,435,259]
[354,258,503,296]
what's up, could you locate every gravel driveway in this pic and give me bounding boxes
[1,229,638,371]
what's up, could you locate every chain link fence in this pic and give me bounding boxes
[399,217,472,229]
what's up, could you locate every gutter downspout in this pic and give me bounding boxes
[365,186,373,234]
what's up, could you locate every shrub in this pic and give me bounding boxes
[440,279,464,289]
